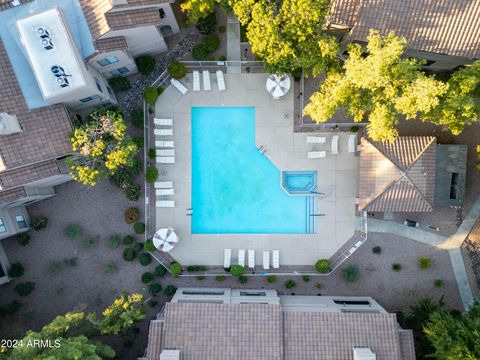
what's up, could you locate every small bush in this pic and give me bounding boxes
[302,275,310,282]
[163,284,177,297]
[48,261,63,274]
[372,246,382,254]
[154,265,167,277]
[219,25,226,33]
[215,275,225,282]
[418,257,432,269]
[239,275,248,284]
[170,262,182,277]
[144,239,156,252]
[146,166,159,183]
[187,265,208,272]
[132,136,145,150]
[230,265,245,277]
[434,279,444,287]
[149,283,162,296]
[123,248,136,261]
[129,158,142,176]
[0,300,22,319]
[203,34,220,53]
[291,68,302,81]
[143,87,161,105]
[141,272,154,283]
[351,126,359,132]
[122,235,134,245]
[315,283,322,289]
[196,275,205,281]
[148,148,156,159]
[148,300,158,307]
[65,224,82,240]
[315,259,331,273]
[125,183,141,201]
[136,55,155,75]
[8,263,24,278]
[14,282,35,296]
[63,257,78,267]
[83,235,99,249]
[103,261,118,273]
[285,279,296,289]
[124,208,139,224]
[31,216,48,231]
[267,275,277,283]
[196,12,216,34]
[219,55,227,61]
[392,263,401,271]
[134,222,146,234]
[131,108,144,129]
[17,233,30,246]
[342,265,359,282]
[109,77,131,92]
[133,242,144,253]
[192,44,208,60]
[139,253,152,266]
[168,60,187,79]
[107,234,120,248]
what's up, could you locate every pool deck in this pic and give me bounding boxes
[153,73,359,266]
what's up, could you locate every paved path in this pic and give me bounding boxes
[449,248,474,309]
[226,15,241,74]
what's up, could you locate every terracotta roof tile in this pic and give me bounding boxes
[0,160,60,190]
[328,0,362,27]
[0,187,26,204]
[105,8,161,30]
[146,320,164,360]
[114,0,172,7]
[95,36,128,53]
[399,330,416,360]
[78,0,113,39]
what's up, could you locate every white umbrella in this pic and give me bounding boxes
[266,74,291,98]
[153,228,178,252]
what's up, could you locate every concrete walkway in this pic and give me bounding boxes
[449,248,474,309]
[226,15,241,74]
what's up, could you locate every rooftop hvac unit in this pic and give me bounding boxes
[56,77,70,88]
[51,65,71,88]
[159,349,181,360]
[37,26,54,50]
[0,113,22,136]
[353,347,376,360]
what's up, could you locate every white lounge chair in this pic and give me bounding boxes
[154,118,173,126]
[170,78,188,94]
[157,156,175,164]
[216,70,226,91]
[263,251,270,270]
[155,140,174,148]
[238,249,245,267]
[157,149,175,156]
[224,249,231,269]
[248,250,255,269]
[306,136,326,144]
[154,128,173,136]
[331,135,339,154]
[154,181,173,189]
[348,134,357,153]
[156,200,175,208]
[202,70,211,91]
[272,250,279,269]
[156,188,174,196]
[308,151,326,159]
[193,70,200,91]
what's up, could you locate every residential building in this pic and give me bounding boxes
[327,0,480,71]
[141,287,416,360]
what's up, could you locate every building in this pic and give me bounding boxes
[141,288,416,360]
[0,0,180,285]
[327,0,480,71]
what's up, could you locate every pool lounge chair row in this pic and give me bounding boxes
[154,117,175,163]
[172,70,226,94]
[155,181,175,208]
[224,249,280,269]
[307,134,357,158]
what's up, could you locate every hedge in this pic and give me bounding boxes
[315,259,331,273]
[170,262,182,277]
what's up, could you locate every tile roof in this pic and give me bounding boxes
[359,136,436,212]
[78,0,113,39]
[114,0,173,7]
[0,187,27,204]
[105,8,161,30]
[147,320,164,360]
[0,160,60,190]
[94,36,128,53]
[399,330,417,360]
[0,0,32,12]
[328,0,361,27]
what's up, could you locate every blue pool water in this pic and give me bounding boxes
[191,107,310,234]
[283,171,317,194]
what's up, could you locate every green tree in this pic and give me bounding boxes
[68,110,138,186]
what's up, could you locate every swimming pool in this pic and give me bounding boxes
[191,106,312,234]
[282,171,317,194]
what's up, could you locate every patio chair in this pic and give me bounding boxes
[170,78,188,94]
[203,70,211,91]
[263,251,270,270]
[155,140,174,148]
[272,250,280,269]
[154,181,173,189]
[238,249,245,267]
[347,134,357,153]
[156,188,174,196]
[248,250,255,269]
[156,200,175,207]
[307,151,326,159]
[156,156,175,164]
[157,149,175,156]
[154,128,173,136]
[216,70,226,91]
[224,249,232,269]
[306,136,326,144]
[193,70,201,91]
[154,118,173,126]
[331,135,339,154]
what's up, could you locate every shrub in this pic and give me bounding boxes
[148,300,158,307]
[139,253,152,266]
[110,166,131,188]
[48,261,63,274]
[123,248,136,261]
[203,34,220,53]
[136,55,155,75]
[103,261,118,273]
[8,263,24,278]
[134,222,146,234]
[167,60,187,79]
[14,282,35,296]
[230,265,245,277]
[315,259,331,273]
[342,265,359,282]
[143,87,161,105]
[372,246,382,254]
[187,265,208,272]
[146,166,159,183]
[131,108,144,129]
[219,55,227,61]
[196,12,216,34]
[302,275,310,282]
[285,279,296,289]
[239,275,248,284]
[133,242,144,253]
[148,148,156,159]
[31,216,48,230]
[219,25,226,33]
[141,272,154,283]
[65,224,82,240]
[122,235,134,245]
[215,275,225,281]
[17,233,30,246]
[418,257,432,269]
[267,275,277,283]
[154,265,167,277]
[392,263,401,271]
[132,136,145,150]
[315,283,322,289]
[83,235,99,248]
[0,300,22,319]
[124,208,139,224]
[125,183,141,201]
[192,44,208,60]
[109,77,131,92]
[144,239,156,252]
[291,68,302,81]
[163,284,177,297]
[148,283,162,296]
[63,257,78,267]
[129,158,142,176]
[351,126,359,132]
[196,275,205,281]
[434,279,444,287]
[170,262,182,277]
[107,234,120,248]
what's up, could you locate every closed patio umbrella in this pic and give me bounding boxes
[153,228,178,252]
